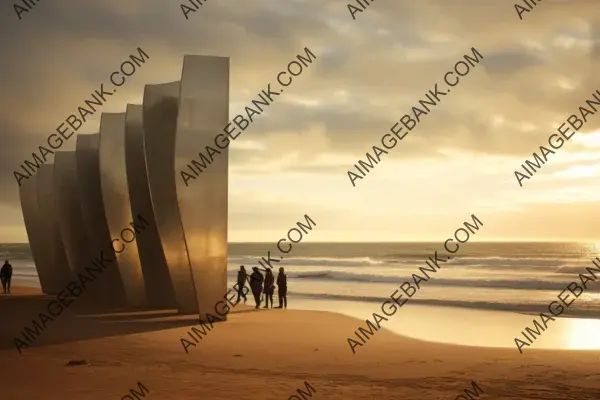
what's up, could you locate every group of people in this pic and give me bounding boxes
[0,259,289,304]
[1,260,12,294]
[236,265,288,309]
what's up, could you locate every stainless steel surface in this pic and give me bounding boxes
[19,173,53,293]
[175,56,229,321]
[54,151,101,302]
[143,81,198,314]
[37,164,73,292]
[125,104,177,309]
[99,113,147,308]
[76,134,127,307]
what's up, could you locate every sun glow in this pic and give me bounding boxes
[572,130,600,148]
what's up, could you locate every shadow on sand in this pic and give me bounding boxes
[0,293,255,351]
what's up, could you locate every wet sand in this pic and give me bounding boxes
[0,286,599,399]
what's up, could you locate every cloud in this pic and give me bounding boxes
[1,0,599,240]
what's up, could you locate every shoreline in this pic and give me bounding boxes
[15,277,600,320]
[293,291,600,319]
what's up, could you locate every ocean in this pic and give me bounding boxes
[5,242,600,350]
[229,242,600,316]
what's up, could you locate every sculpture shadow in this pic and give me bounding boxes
[0,294,203,351]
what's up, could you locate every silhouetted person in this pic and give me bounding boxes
[263,268,275,309]
[1,260,12,294]
[249,267,264,309]
[276,267,287,309]
[236,265,248,303]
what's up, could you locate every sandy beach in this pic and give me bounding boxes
[0,287,598,399]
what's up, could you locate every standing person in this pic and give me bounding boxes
[1,260,13,294]
[276,267,287,309]
[249,267,264,309]
[236,265,248,304]
[263,269,275,309]
[0,262,5,294]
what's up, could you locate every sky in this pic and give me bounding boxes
[0,0,599,243]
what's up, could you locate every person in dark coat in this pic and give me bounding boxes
[262,268,275,309]
[249,267,264,309]
[236,265,248,303]
[1,260,13,294]
[276,267,287,309]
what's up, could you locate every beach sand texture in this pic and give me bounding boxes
[1,286,599,399]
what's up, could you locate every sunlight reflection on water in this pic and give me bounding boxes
[293,299,600,351]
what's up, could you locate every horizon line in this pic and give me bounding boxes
[0,240,597,244]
